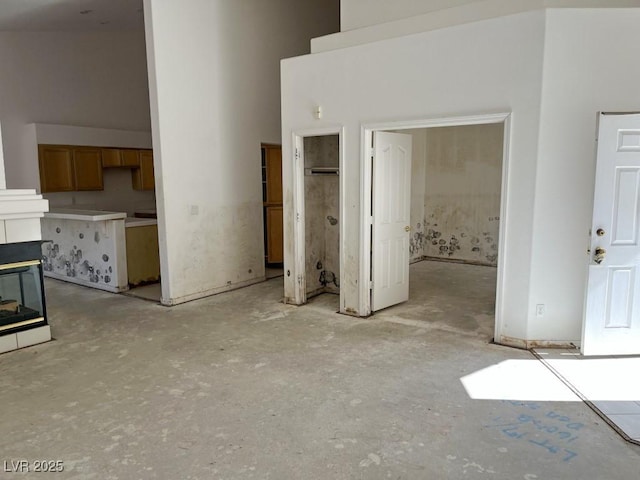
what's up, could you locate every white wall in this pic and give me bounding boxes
[0,31,151,190]
[319,0,640,53]
[282,11,547,342]
[529,9,640,341]
[0,124,6,189]
[341,0,483,30]
[143,0,340,305]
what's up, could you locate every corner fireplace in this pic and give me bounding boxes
[0,241,48,336]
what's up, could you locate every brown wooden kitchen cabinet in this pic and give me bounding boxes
[262,144,283,264]
[132,150,155,191]
[38,145,75,192]
[39,145,103,193]
[102,148,140,168]
[265,205,283,264]
[73,147,104,191]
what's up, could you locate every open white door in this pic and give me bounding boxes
[372,131,412,311]
[583,113,640,356]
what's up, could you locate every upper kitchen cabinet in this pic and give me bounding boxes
[132,150,155,191]
[102,148,140,168]
[73,147,104,191]
[38,145,75,192]
[39,145,103,193]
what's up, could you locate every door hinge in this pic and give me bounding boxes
[369,280,374,289]
[370,147,375,158]
[297,274,303,285]
[295,148,301,160]
[296,212,300,222]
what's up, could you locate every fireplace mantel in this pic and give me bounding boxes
[0,189,49,219]
[0,188,50,354]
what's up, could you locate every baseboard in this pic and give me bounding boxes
[497,335,578,351]
[161,276,265,306]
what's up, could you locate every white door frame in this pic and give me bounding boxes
[291,126,345,306]
[360,113,512,341]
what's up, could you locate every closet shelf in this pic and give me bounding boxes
[305,167,339,176]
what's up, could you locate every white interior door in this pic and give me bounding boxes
[583,113,640,356]
[372,131,412,311]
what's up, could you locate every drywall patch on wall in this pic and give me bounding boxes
[423,124,503,265]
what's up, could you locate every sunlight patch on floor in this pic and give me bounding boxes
[460,358,581,402]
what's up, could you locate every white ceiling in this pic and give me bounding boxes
[0,0,144,31]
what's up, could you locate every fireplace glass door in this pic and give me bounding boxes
[0,260,46,333]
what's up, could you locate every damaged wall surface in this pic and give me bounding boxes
[282,10,546,336]
[143,0,339,305]
[304,135,340,296]
[422,124,503,265]
[283,7,640,345]
[401,125,503,265]
[403,125,503,266]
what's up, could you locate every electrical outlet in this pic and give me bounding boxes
[536,304,545,317]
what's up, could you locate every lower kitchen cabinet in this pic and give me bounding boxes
[126,223,160,286]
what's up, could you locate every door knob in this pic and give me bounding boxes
[594,247,606,264]
[405,226,411,232]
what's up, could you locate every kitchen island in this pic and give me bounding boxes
[41,209,128,292]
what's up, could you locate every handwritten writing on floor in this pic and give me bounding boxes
[485,401,583,462]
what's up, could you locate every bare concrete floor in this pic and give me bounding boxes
[0,261,639,479]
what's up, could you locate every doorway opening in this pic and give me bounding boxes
[302,134,341,309]
[261,144,284,280]
[288,129,343,309]
[363,113,510,341]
